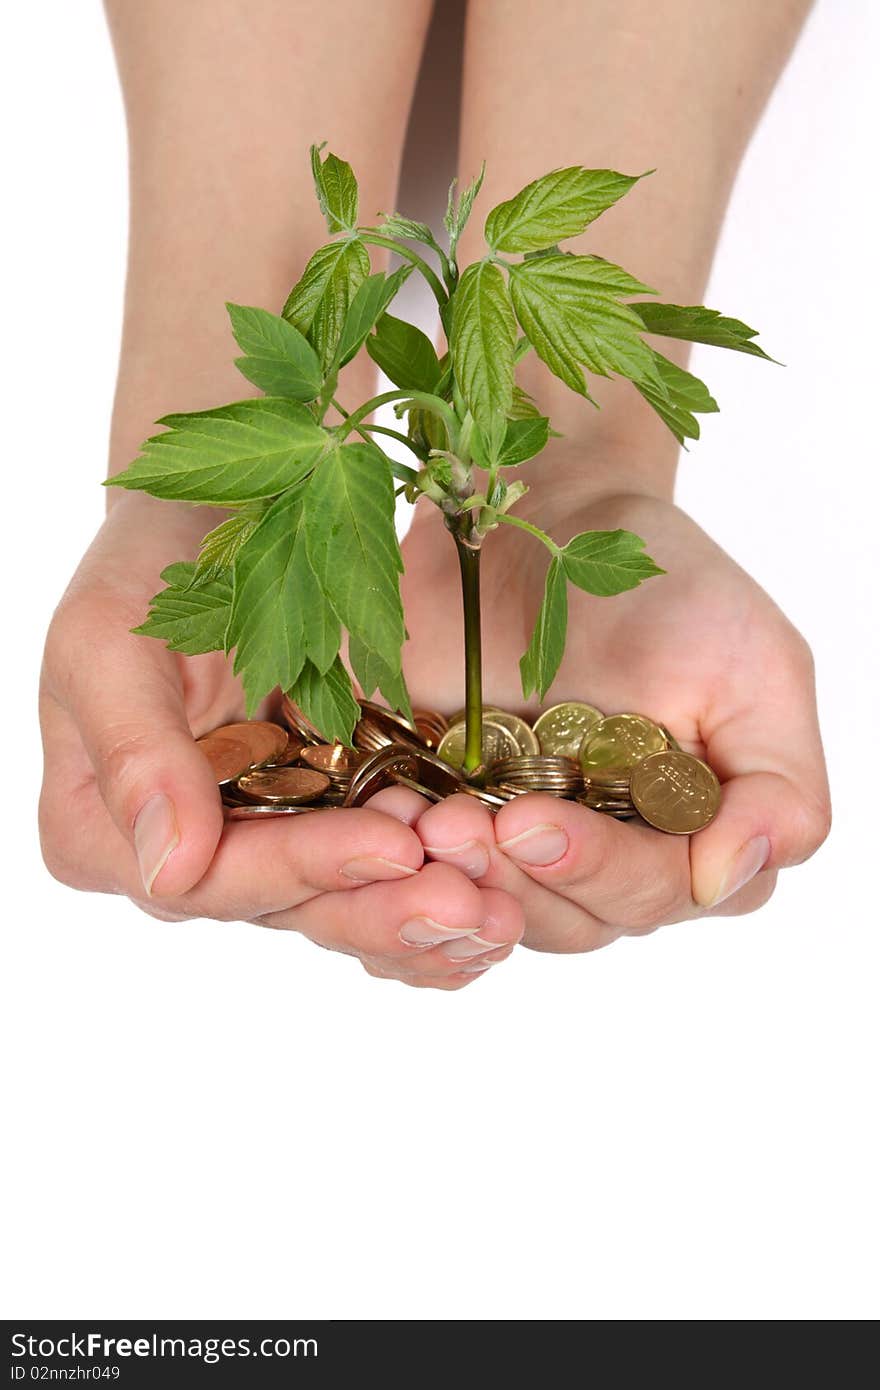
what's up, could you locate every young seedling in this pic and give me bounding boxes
[110,146,771,774]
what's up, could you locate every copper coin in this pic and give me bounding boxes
[301,744,364,777]
[408,749,465,798]
[630,750,721,834]
[200,720,289,769]
[280,694,324,745]
[359,700,421,745]
[393,774,444,804]
[343,744,420,807]
[196,734,256,785]
[264,735,307,767]
[235,767,330,805]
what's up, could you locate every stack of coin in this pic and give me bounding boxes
[300,743,365,803]
[352,700,422,753]
[412,708,449,751]
[489,754,583,798]
[578,713,670,817]
[196,697,720,835]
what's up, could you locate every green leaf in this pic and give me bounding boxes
[471,414,551,470]
[348,636,413,721]
[310,144,358,234]
[561,529,665,597]
[635,350,719,446]
[520,556,567,700]
[379,212,441,251]
[226,487,343,715]
[288,656,361,747]
[444,164,485,258]
[485,166,646,253]
[193,505,265,583]
[629,302,773,360]
[335,266,411,368]
[283,239,371,371]
[107,398,328,504]
[509,254,661,397]
[133,563,232,655]
[304,440,406,681]
[508,384,541,419]
[227,303,322,401]
[450,260,516,436]
[366,312,442,393]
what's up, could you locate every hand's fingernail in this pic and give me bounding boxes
[421,839,490,879]
[497,824,568,866]
[134,794,179,896]
[439,933,499,961]
[399,917,477,948]
[708,835,771,907]
[458,960,495,975]
[341,857,419,883]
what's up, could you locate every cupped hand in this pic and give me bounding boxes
[39,494,523,988]
[394,481,831,951]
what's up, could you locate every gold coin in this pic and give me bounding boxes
[483,710,540,756]
[236,767,330,805]
[436,718,521,770]
[301,744,364,778]
[533,702,604,759]
[630,750,721,834]
[580,714,667,774]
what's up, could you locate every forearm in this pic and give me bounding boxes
[103,0,432,500]
[458,0,812,506]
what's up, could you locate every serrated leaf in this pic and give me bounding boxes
[561,529,665,597]
[508,384,541,419]
[379,212,440,249]
[227,303,322,401]
[450,261,516,435]
[283,239,371,371]
[304,441,405,681]
[509,254,661,397]
[107,398,328,504]
[288,656,360,747]
[310,144,358,234]
[348,636,412,721]
[444,164,485,257]
[133,563,232,655]
[629,302,773,360]
[635,350,719,446]
[335,265,411,368]
[471,414,551,470]
[226,487,341,715]
[485,167,645,253]
[520,556,567,700]
[366,312,442,393]
[193,505,265,583]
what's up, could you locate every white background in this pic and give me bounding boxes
[2,0,878,1321]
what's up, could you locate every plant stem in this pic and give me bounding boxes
[338,389,459,450]
[455,535,484,774]
[331,398,427,464]
[495,511,559,555]
[358,232,447,306]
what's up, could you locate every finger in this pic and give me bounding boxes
[493,794,696,934]
[45,605,225,899]
[360,885,523,978]
[260,860,514,960]
[174,808,424,919]
[363,784,433,826]
[691,640,831,908]
[412,792,496,879]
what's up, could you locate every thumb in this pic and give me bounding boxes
[65,637,225,899]
[690,656,831,909]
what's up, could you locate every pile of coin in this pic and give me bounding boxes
[195,698,722,836]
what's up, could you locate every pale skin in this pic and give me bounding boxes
[40,0,829,987]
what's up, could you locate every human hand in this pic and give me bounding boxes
[39,494,523,987]
[392,477,830,951]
